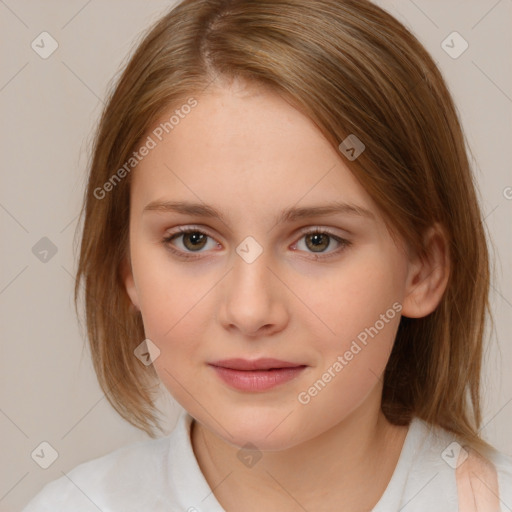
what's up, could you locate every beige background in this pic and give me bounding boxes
[1,1,511,510]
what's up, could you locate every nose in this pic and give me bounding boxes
[217,243,289,337]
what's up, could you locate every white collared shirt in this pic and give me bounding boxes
[22,412,512,511]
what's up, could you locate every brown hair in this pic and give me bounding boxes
[74,0,493,453]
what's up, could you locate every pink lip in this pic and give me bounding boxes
[209,358,307,392]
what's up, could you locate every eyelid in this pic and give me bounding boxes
[164,224,348,240]
[162,224,351,260]
[294,225,346,238]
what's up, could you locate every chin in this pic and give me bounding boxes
[207,408,307,451]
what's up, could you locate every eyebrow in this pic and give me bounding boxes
[143,200,375,224]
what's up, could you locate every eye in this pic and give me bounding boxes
[162,227,219,258]
[292,228,351,259]
[162,226,351,260]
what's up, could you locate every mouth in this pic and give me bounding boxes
[208,358,308,392]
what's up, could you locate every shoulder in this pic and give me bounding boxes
[454,441,512,510]
[22,433,175,511]
[483,447,512,505]
[402,417,512,510]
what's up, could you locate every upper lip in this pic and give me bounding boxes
[209,358,306,371]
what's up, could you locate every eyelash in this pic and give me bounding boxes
[161,226,352,261]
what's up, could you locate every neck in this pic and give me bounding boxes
[190,399,409,511]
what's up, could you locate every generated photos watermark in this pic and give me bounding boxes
[297,301,402,405]
[93,97,198,200]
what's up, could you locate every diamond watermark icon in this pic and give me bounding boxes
[134,338,161,366]
[32,237,58,263]
[236,236,263,264]
[31,441,59,469]
[441,32,468,59]
[237,442,262,468]
[441,441,468,469]
[31,31,59,59]
[338,134,365,161]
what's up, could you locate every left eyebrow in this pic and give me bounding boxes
[142,200,375,224]
[277,202,375,223]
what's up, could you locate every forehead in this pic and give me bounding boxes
[130,81,377,222]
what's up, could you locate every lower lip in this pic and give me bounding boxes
[210,365,307,392]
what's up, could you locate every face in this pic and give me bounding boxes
[123,79,414,451]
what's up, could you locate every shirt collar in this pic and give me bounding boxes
[166,411,226,511]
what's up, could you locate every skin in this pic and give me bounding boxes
[122,77,449,511]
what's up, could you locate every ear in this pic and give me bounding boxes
[401,222,450,318]
[120,255,141,312]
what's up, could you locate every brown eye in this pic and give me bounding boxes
[291,228,352,260]
[304,232,331,252]
[162,226,351,262]
[181,231,208,251]
[162,228,216,256]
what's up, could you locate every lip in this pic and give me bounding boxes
[210,358,304,371]
[209,358,307,392]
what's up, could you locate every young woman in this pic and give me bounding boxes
[23,0,512,510]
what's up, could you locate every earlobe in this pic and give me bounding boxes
[401,223,450,319]
[120,256,141,312]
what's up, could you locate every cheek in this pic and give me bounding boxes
[132,241,211,332]
[296,248,406,351]
[291,249,404,410]
[131,247,213,375]
[143,296,210,410]
[294,276,402,434]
